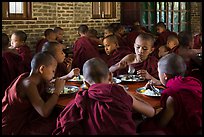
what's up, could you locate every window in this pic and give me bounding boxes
[2,2,32,20]
[141,2,190,33]
[92,2,116,19]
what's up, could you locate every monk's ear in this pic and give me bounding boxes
[39,65,45,74]
[150,47,155,53]
[163,73,168,81]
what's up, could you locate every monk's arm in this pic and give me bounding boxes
[156,96,175,127]
[109,54,135,73]
[128,93,155,117]
[24,80,64,118]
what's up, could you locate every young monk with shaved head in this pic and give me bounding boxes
[41,41,80,80]
[53,57,156,135]
[137,53,202,135]
[2,52,65,135]
[109,33,159,82]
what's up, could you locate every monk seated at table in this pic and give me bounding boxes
[35,29,57,53]
[103,34,132,76]
[41,41,80,80]
[137,53,202,135]
[109,33,160,83]
[2,52,66,135]
[2,33,24,98]
[52,58,157,135]
[158,34,179,58]
[10,30,33,72]
[72,24,101,73]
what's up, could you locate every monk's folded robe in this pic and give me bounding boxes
[2,51,24,96]
[35,38,48,53]
[52,83,137,135]
[2,73,57,135]
[16,44,33,72]
[129,55,159,79]
[72,36,100,72]
[137,76,202,135]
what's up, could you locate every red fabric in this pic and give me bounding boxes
[72,36,100,72]
[55,63,68,78]
[116,35,131,51]
[130,55,159,79]
[52,83,136,135]
[138,76,202,135]
[2,73,57,135]
[35,38,48,53]
[193,33,202,49]
[126,31,141,52]
[16,44,33,72]
[154,30,177,49]
[2,51,24,97]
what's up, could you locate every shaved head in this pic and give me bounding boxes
[158,53,186,76]
[31,51,57,70]
[41,41,59,56]
[103,34,118,44]
[136,33,155,47]
[83,58,109,83]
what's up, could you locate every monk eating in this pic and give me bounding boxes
[52,58,156,135]
[137,53,202,135]
[2,52,65,135]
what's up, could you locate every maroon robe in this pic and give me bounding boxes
[16,44,33,72]
[72,36,101,72]
[2,51,24,97]
[138,76,202,135]
[126,55,159,79]
[193,33,202,49]
[55,62,69,78]
[116,35,131,51]
[2,73,58,135]
[153,30,177,58]
[125,31,141,52]
[35,38,48,53]
[52,83,136,135]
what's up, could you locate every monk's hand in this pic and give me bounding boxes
[137,69,151,80]
[66,68,80,79]
[54,78,65,95]
[64,57,73,72]
[118,61,128,69]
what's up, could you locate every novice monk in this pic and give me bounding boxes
[109,33,159,81]
[137,53,202,135]
[54,27,64,44]
[158,34,179,58]
[35,29,57,53]
[72,24,100,73]
[52,58,156,135]
[2,52,66,135]
[41,41,80,79]
[103,34,132,74]
[2,33,24,98]
[10,30,33,72]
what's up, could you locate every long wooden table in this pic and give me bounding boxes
[56,81,161,109]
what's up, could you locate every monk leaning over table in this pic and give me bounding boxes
[2,52,65,135]
[102,34,132,76]
[41,41,80,80]
[137,53,202,135]
[52,58,158,135]
[109,33,160,83]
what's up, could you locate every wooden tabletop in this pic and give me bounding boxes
[56,80,161,109]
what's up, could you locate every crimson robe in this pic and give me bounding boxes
[16,44,33,72]
[52,83,136,135]
[193,33,202,49]
[117,55,158,78]
[116,35,131,51]
[72,36,100,72]
[2,73,58,135]
[2,51,24,97]
[137,76,202,135]
[35,38,48,53]
[125,31,141,52]
[153,30,177,58]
